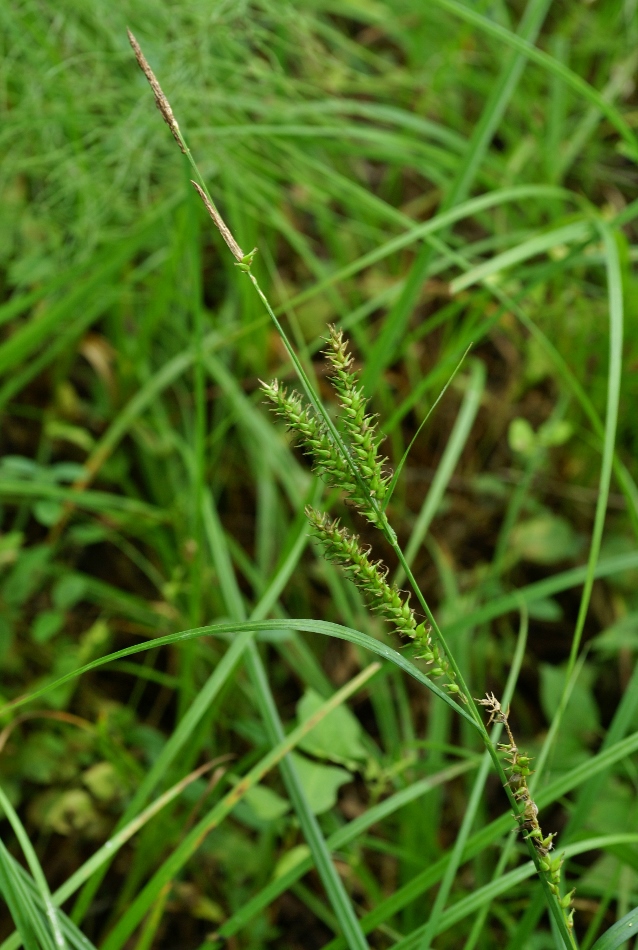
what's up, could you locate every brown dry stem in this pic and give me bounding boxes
[190,182,245,261]
[127,28,185,153]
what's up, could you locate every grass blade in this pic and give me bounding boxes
[0,842,43,950]
[591,906,638,950]
[432,0,638,160]
[362,0,554,390]
[100,663,380,950]
[532,220,624,787]
[0,617,479,728]
[215,758,479,940]
[396,358,485,585]
[449,220,592,294]
[0,786,65,949]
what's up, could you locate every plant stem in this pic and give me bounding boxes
[126,35,577,946]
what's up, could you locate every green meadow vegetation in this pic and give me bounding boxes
[1,1,638,948]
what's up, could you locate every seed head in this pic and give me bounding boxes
[127,29,185,153]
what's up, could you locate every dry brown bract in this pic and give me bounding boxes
[127,28,185,153]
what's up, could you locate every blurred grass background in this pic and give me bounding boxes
[1,1,638,948]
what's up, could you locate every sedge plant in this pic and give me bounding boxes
[126,30,579,949]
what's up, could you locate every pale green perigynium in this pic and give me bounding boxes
[305,507,418,637]
[260,377,363,504]
[305,509,459,693]
[324,325,390,505]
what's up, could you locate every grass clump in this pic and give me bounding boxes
[1,3,637,950]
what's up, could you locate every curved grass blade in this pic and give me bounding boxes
[281,185,574,318]
[591,906,638,950]
[0,617,477,728]
[395,357,485,586]
[100,663,379,950]
[3,543,638,725]
[0,786,65,949]
[432,0,638,160]
[449,220,592,294]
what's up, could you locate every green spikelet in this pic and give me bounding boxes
[260,379,359,499]
[306,508,461,698]
[260,328,391,527]
[323,326,391,505]
[260,329,462,697]
[260,376,384,526]
[306,507,418,638]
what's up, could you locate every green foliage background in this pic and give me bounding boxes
[1,1,637,948]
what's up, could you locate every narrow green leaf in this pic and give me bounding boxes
[591,906,638,950]
[396,358,485,585]
[0,843,43,950]
[432,0,638,160]
[0,617,477,728]
[100,663,379,950]
[215,759,478,941]
[449,220,592,294]
[0,785,65,949]
[532,220,624,788]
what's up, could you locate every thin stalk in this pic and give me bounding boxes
[246,241,576,950]
[418,608,529,949]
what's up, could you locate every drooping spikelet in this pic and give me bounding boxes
[306,508,462,695]
[306,508,418,637]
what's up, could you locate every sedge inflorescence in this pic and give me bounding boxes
[261,326,389,528]
[262,326,461,699]
[477,693,575,932]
